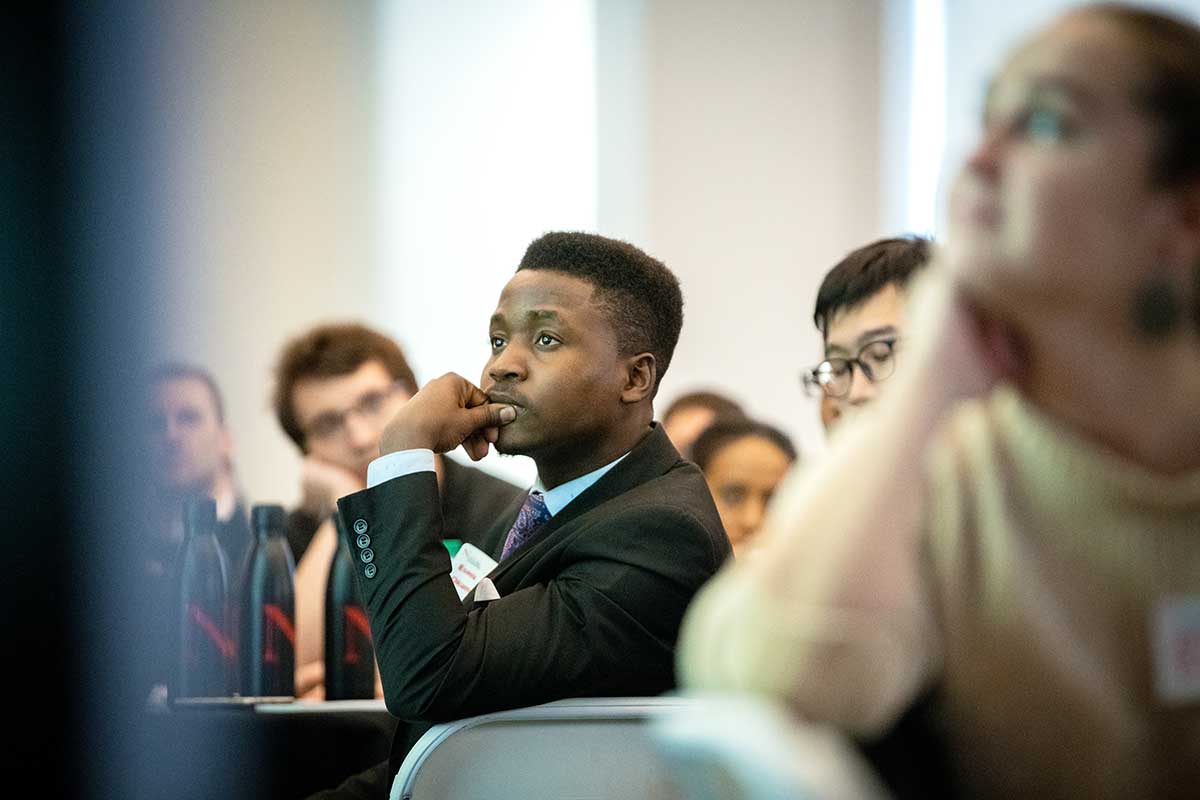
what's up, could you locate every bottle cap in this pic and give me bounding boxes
[184,497,217,535]
[251,504,286,536]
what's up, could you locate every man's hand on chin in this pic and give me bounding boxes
[380,373,516,461]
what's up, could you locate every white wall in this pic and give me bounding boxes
[639,0,884,462]
[152,1,380,506]
[374,0,598,486]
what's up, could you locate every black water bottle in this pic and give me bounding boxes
[325,515,376,700]
[237,504,296,697]
[172,497,233,700]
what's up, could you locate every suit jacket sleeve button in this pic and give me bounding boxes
[353,518,368,535]
[356,533,371,549]
[363,563,377,579]
[360,548,375,564]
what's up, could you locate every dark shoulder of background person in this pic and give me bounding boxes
[287,507,323,562]
[440,459,525,544]
[218,497,253,572]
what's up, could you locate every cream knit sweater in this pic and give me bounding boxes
[680,387,1200,799]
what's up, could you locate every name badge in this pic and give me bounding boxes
[1151,596,1200,704]
[449,543,499,601]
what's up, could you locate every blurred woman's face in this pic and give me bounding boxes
[948,13,1191,320]
[703,435,793,557]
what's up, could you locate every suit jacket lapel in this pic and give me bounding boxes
[487,424,682,583]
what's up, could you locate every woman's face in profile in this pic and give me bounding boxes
[948,13,1187,321]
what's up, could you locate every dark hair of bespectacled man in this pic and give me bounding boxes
[812,235,934,340]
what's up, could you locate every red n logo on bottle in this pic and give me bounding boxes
[262,604,296,664]
[343,605,372,664]
[188,602,235,660]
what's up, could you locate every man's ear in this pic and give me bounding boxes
[620,353,657,404]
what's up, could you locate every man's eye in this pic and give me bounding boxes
[358,391,386,415]
[719,486,747,506]
[309,415,341,438]
[490,336,506,350]
[821,359,850,380]
[1019,106,1072,142]
[861,340,895,366]
[536,334,559,347]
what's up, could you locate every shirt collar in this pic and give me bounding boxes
[533,452,630,517]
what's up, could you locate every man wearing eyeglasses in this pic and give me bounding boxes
[802,236,933,431]
[272,322,522,697]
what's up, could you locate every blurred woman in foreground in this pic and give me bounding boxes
[679,5,1200,798]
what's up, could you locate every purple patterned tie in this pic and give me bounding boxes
[500,491,551,560]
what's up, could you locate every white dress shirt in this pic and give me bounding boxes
[367,448,628,518]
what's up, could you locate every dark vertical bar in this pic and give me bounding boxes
[0,3,75,794]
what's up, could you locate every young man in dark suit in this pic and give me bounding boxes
[318,232,730,798]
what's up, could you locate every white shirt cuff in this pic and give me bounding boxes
[366,449,436,488]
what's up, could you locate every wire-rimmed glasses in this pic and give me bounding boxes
[801,339,899,399]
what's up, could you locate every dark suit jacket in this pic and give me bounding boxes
[334,423,730,779]
[438,457,525,548]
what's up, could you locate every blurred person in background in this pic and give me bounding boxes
[661,389,745,457]
[145,363,252,700]
[147,363,252,577]
[272,323,522,698]
[691,418,797,558]
[274,324,420,562]
[680,5,1200,798]
[802,236,933,433]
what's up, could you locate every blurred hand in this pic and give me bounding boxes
[299,456,365,516]
[950,288,1027,397]
[903,271,1027,408]
[379,373,516,461]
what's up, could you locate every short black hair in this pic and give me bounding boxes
[812,236,933,339]
[517,231,683,394]
[150,362,226,424]
[691,418,798,472]
[663,390,745,424]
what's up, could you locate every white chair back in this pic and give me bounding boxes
[390,697,694,800]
